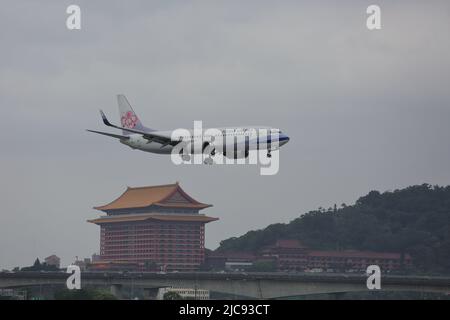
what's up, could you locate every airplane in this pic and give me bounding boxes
[87,94,290,163]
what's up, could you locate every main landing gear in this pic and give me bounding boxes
[203,143,215,165]
[203,157,214,165]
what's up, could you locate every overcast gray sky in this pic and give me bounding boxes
[1,1,449,269]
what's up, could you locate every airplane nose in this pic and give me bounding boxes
[280,133,290,145]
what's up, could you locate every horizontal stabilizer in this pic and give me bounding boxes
[98,110,174,145]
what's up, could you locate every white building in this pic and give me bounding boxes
[156,287,210,300]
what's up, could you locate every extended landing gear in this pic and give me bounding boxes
[203,144,215,165]
[181,154,191,162]
[267,150,272,158]
[203,157,214,165]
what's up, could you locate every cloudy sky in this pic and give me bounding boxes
[0,1,449,269]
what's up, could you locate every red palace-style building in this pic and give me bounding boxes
[88,183,218,271]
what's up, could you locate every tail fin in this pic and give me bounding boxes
[117,94,154,134]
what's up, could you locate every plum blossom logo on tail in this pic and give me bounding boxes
[121,111,138,128]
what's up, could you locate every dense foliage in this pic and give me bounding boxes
[54,288,117,300]
[163,291,183,300]
[218,184,450,273]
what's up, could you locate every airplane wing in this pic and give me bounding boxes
[99,110,179,146]
[86,129,130,140]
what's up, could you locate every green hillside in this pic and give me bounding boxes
[217,184,450,273]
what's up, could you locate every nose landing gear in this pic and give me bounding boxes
[179,148,191,162]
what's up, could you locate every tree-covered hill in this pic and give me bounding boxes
[217,184,450,273]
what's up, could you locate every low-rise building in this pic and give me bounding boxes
[266,240,412,272]
[208,240,412,273]
[156,287,210,300]
[206,252,256,271]
[73,257,91,271]
[44,255,60,269]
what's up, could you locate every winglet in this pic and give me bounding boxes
[100,110,113,127]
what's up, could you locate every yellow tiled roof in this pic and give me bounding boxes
[94,182,212,211]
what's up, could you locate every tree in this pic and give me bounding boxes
[250,260,276,272]
[33,258,41,268]
[163,291,183,300]
[54,288,117,300]
[21,259,59,272]
[216,184,450,274]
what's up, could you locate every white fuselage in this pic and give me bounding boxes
[120,126,290,155]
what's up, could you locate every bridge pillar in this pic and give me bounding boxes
[110,284,123,299]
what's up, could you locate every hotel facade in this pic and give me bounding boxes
[88,183,218,271]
